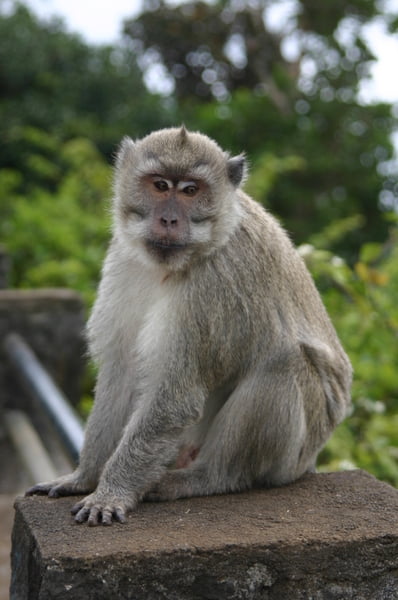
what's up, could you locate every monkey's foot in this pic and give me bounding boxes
[25,472,93,498]
[71,491,137,526]
[145,470,196,502]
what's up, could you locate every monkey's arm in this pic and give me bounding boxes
[71,373,205,526]
[26,357,135,498]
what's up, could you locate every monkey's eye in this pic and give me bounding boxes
[182,184,198,196]
[154,180,169,192]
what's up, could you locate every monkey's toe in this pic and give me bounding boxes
[74,506,92,524]
[25,483,52,496]
[71,499,85,515]
[71,497,129,525]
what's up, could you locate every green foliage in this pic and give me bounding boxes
[0,130,111,306]
[299,223,398,486]
[0,2,172,172]
[245,152,306,202]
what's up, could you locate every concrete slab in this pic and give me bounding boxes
[10,470,398,599]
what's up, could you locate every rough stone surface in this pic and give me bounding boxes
[0,495,14,600]
[0,289,86,408]
[10,470,398,599]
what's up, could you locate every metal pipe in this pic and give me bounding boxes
[4,410,58,484]
[3,332,84,464]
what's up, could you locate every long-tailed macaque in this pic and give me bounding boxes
[27,127,352,525]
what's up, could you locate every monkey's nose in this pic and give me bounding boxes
[160,216,178,228]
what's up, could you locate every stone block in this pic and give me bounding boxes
[10,470,398,599]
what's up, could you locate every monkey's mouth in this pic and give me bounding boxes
[146,239,188,260]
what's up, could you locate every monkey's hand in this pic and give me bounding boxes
[25,470,94,499]
[71,490,138,526]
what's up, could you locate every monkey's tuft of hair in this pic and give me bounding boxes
[178,124,188,145]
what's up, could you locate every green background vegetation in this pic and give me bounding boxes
[1,1,397,485]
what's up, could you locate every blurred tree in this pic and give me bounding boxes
[299,217,398,486]
[125,0,398,258]
[125,0,288,104]
[0,1,172,177]
[0,129,111,304]
[125,0,380,104]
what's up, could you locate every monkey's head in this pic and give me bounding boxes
[113,126,247,272]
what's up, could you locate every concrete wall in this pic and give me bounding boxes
[0,288,86,409]
[0,286,86,598]
[10,470,398,599]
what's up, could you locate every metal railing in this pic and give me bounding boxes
[3,332,84,465]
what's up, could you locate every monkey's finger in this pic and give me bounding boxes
[88,507,101,527]
[74,506,91,523]
[114,507,127,523]
[101,507,114,526]
[71,500,86,515]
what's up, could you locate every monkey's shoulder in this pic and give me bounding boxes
[208,192,305,284]
[238,193,293,247]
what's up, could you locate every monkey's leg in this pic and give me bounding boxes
[70,379,207,525]
[146,366,327,502]
[26,360,135,498]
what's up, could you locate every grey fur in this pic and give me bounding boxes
[26,128,352,525]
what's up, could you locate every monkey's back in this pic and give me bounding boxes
[183,191,352,406]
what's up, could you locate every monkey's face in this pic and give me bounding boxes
[139,173,216,265]
[113,127,246,272]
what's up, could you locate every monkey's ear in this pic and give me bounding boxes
[227,154,247,187]
[115,136,135,169]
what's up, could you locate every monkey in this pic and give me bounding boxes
[26,126,352,526]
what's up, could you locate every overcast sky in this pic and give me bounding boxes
[21,0,398,105]
[25,0,142,44]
